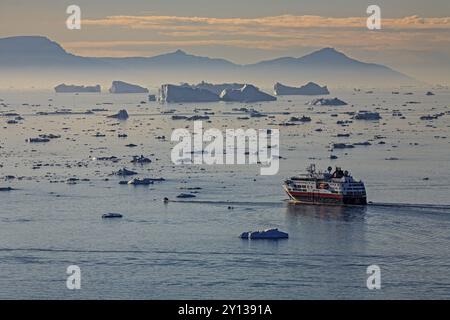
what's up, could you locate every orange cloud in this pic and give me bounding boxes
[83,14,450,30]
[63,14,450,58]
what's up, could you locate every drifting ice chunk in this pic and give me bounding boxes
[176,193,196,198]
[220,84,276,103]
[108,109,129,120]
[306,97,347,106]
[102,213,123,219]
[240,228,289,239]
[114,168,137,176]
[353,111,382,120]
[127,178,154,185]
[274,82,329,96]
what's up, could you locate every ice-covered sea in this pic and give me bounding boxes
[0,88,450,299]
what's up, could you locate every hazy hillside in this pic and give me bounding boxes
[0,36,417,89]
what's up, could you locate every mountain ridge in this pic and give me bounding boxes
[0,36,417,87]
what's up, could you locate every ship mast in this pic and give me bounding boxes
[306,164,316,176]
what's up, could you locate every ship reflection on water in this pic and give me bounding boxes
[285,202,367,222]
[284,203,369,253]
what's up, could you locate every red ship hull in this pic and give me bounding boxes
[285,190,367,206]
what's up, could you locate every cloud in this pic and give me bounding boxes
[83,14,450,31]
[63,14,450,58]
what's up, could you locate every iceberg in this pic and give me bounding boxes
[220,84,276,103]
[102,213,123,219]
[159,84,220,103]
[240,228,289,240]
[107,109,129,120]
[192,81,246,95]
[306,97,347,106]
[353,111,382,120]
[109,81,149,94]
[54,83,101,93]
[127,178,154,186]
[274,82,329,96]
[114,168,137,176]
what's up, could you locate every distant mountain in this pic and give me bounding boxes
[246,47,414,85]
[252,48,370,67]
[0,36,104,68]
[99,49,237,69]
[0,36,417,88]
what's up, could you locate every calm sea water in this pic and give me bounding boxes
[0,89,449,299]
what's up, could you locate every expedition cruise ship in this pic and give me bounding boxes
[283,164,367,205]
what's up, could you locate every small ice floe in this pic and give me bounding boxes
[108,109,129,120]
[426,91,435,96]
[114,168,137,176]
[332,143,354,149]
[420,114,442,121]
[131,155,151,164]
[66,178,79,185]
[186,115,210,121]
[39,134,61,139]
[353,111,382,120]
[249,111,267,118]
[176,193,196,198]
[92,156,119,162]
[102,213,123,219]
[306,97,347,106]
[290,116,311,122]
[93,132,106,137]
[0,187,14,192]
[240,228,289,240]
[353,141,372,146]
[172,115,188,120]
[26,137,50,143]
[336,133,351,137]
[127,178,154,186]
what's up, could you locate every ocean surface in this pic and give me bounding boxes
[0,88,450,299]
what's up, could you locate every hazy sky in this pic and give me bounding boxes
[1,0,449,83]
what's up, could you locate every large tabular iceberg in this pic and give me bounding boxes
[220,84,277,103]
[274,82,329,96]
[54,84,101,93]
[192,81,246,95]
[159,84,220,103]
[109,81,149,93]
